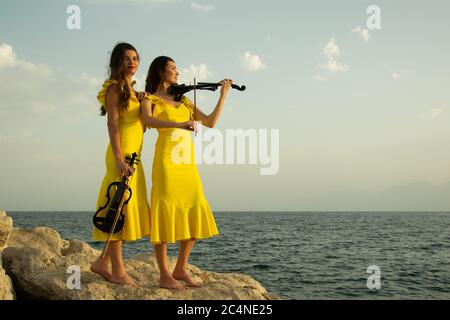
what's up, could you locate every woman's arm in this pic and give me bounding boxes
[106,84,134,177]
[191,79,232,128]
[141,98,195,131]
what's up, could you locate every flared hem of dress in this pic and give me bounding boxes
[149,195,219,245]
[149,233,220,245]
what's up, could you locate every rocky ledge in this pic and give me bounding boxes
[0,210,280,300]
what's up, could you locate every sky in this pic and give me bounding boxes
[0,0,449,211]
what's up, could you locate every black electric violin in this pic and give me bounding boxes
[93,152,140,235]
[168,81,246,101]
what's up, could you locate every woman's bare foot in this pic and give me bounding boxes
[159,273,188,290]
[172,268,203,288]
[90,257,112,281]
[108,272,139,287]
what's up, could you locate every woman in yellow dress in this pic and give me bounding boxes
[141,56,232,290]
[90,43,151,287]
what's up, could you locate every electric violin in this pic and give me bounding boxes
[168,81,246,102]
[168,79,246,136]
[93,152,140,235]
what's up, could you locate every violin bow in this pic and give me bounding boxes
[100,184,129,259]
[194,77,197,136]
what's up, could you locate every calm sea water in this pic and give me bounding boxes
[7,211,450,300]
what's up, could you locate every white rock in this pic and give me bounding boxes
[2,216,280,300]
[0,210,16,300]
[0,210,13,249]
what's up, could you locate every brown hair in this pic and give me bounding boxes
[144,56,174,94]
[99,42,140,116]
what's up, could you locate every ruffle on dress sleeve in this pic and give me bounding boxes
[97,79,120,110]
[97,79,131,110]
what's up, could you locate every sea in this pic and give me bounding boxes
[7,211,450,300]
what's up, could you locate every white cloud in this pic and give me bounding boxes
[430,108,443,117]
[179,63,213,83]
[0,43,53,79]
[420,108,444,119]
[351,26,371,43]
[0,43,16,68]
[318,38,348,73]
[241,52,266,72]
[191,2,214,11]
[391,72,401,80]
[0,43,101,120]
[0,43,53,77]
[322,38,341,60]
[391,69,412,80]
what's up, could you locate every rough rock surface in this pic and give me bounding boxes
[0,210,15,300]
[1,211,280,300]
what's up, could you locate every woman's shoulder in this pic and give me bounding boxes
[144,94,171,111]
[145,93,164,103]
[97,79,122,106]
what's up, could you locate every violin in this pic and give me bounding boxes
[168,81,246,101]
[93,152,140,235]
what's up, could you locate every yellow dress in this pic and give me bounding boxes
[146,94,219,245]
[92,80,151,242]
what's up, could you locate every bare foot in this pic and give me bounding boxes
[159,274,188,290]
[90,258,112,281]
[108,272,139,287]
[172,268,203,288]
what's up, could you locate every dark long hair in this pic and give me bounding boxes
[99,42,140,116]
[145,56,174,94]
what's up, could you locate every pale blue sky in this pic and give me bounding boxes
[1,0,449,211]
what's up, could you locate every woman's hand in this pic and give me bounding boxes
[178,120,196,131]
[136,91,149,102]
[116,159,134,178]
[220,79,233,97]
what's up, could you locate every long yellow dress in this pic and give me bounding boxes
[146,94,219,245]
[92,80,151,242]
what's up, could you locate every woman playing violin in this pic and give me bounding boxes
[141,56,232,289]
